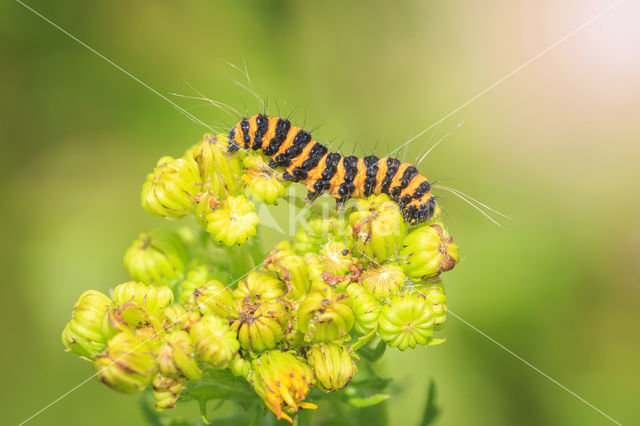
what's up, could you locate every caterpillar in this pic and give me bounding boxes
[226,114,436,224]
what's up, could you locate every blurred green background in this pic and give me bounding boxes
[3,0,639,425]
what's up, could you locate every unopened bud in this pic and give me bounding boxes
[361,262,405,298]
[298,289,354,342]
[248,350,316,423]
[62,290,112,359]
[192,280,238,319]
[141,156,202,218]
[95,332,156,394]
[186,134,242,195]
[320,242,354,276]
[156,331,202,380]
[152,373,184,410]
[160,304,201,332]
[123,228,188,286]
[112,281,174,318]
[234,270,286,302]
[229,355,251,378]
[307,343,357,392]
[230,300,288,353]
[266,248,311,299]
[242,155,287,204]
[206,195,259,246]
[345,284,381,334]
[400,224,459,280]
[378,294,435,351]
[189,315,239,368]
[349,194,405,262]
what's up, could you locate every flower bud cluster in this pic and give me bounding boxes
[63,134,462,422]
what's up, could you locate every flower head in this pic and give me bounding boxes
[400,223,459,280]
[242,154,287,203]
[206,195,260,246]
[307,343,357,392]
[378,294,435,351]
[189,314,239,368]
[141,156,202,218]
[123,228,188,286]
[152,373,184,410]
[266,248,311,299]
[361,262,406,298]
[345,283,381,334]
[62,290,112,359]
[249,350,317,423]
[95,331,156,394]
[111,281,174,318]
[192,280,238,319]
[234,270,286,302]
[230,299,289,353]
[298,289,354,342]
[156,330,202,380]
[349,194,405,262]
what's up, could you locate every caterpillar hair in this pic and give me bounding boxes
[226,114,436,224]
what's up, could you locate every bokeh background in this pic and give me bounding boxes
[2,0,639,425]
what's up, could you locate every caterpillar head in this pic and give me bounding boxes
[402,194,437,224]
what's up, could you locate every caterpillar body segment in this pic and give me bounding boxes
[227,114,436,224]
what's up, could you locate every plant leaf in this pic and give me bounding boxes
[347,393,391,408]
[419,380,440,426]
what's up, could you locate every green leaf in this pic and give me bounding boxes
[419,380,440,426]
[347,377,392,392]
[347,393,391,408]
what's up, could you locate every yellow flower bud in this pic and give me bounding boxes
[230,300,289,353]
[229,355,251,378]
[192,280,238,319]
[206,195,260,246]
[345,284,381,334]
[266,248,311,299]
[189,315,239,369]
[349,194,405,262]
[62,290,112,360]
[152,373,184,410]
[161,304,201,332]
[123,228,188,287]
[242,154,287,204]
[307,343,357,392]
[112,281,174,318]
[248,350,317,423]
[233,270,286,302]
[320,242,354,276]
[141,156,202,218]
[95,332,156,394]
[186,134,242,196]
[298,289,354,342]
[361,262,406,298]
[378,294,435,351]
[400,223,459,280]
[156,331,202,380]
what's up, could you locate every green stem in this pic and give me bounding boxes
[350,327,378,352]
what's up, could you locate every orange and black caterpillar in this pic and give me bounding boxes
[226,114,436,224]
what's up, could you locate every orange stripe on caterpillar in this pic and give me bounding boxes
[226,114,436,224]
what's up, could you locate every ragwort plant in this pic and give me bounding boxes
[62,134,459,425]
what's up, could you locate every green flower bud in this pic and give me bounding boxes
[320,242,354,276]
[194,190,221,228]
[95,332,156,394]
[349,194,405,262]
[192,280,238,319]
[298,289,354,342]
[378,294,435,351]
[141,156,202,218]
[230,300,288,353]
[307,343,357,393]
[189,315,239,368]
[186,134,242,196]
[206,195,260,246]
[361,262,406,298]
[242,155,287,204]
[431,303,447,329]
[176,264,213,305]
[417,281,447,305]
[248,350,316,423]
[266,248,311,299]
[233,270,286,302]
[345,284,381,334]
[62,290,112,359]
[156,331,202,380]
[229,355,251,378]
[112,281,174,318]
[400,223,460,280]
[293,217,348,255]
[160,304,201,332]
[123,228,188,286]
[304,253,328,292]
[152,373,184,410]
